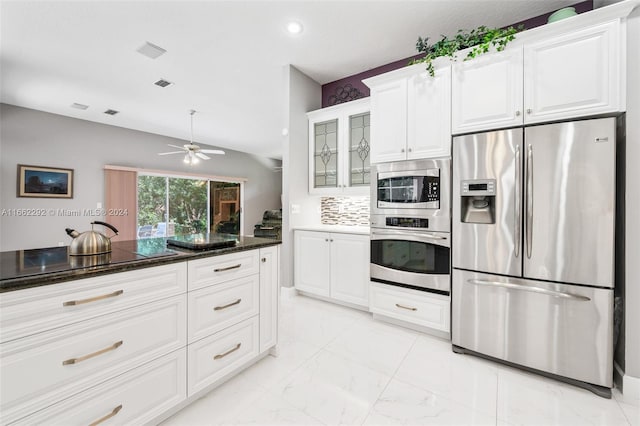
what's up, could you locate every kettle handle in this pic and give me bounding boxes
[92,221,119,236]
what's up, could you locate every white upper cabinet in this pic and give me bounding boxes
[365,63,451,164]
[452,19,624,134]
[408,67,452,159]
[452,48,524,134]
[523,20,621,124]
[307,98,371,195]
[368,78,408,163]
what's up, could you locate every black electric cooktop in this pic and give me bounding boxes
[0,238,178,281]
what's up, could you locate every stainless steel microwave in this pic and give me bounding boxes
[370,158,451,233]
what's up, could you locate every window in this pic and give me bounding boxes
[137,174,242,239]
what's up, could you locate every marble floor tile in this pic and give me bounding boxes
[394,334,498,417]
[325,319,419,376]
[362,378,496,426]
[225,391,325,425]
[497,366,630,426]
[273,349,392,425]
[235,333,322,391]
[160,369,267,426]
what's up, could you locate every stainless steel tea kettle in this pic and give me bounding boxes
[65,221,119,255]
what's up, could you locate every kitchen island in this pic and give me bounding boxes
[0,235,281,425]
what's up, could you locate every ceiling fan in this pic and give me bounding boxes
[158,110,225,165]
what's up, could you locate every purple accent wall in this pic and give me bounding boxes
[321,0,593,108]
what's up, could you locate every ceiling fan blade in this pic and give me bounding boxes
[158,151,185,156]
[200,149,225,155]
[167,144,186,150]
[195,152,210,160]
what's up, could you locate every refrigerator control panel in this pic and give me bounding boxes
[461,179,496,196]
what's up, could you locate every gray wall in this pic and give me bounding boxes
[281,66,321,288]
[0,103,282,251]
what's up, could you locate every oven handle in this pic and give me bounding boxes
[371,229,450,247]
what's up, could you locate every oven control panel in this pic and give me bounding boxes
[385,217,430,228]
[424,176,440,202]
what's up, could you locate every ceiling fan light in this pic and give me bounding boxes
[183,154,190,164]
[192,156,200,164]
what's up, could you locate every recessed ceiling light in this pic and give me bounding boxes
[137,41,167,59]
[286,21,303,35]
[71,103,89,110]
[104,109,119,115]
[154,79,173,88]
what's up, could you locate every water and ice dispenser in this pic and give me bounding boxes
[460,179,496,224]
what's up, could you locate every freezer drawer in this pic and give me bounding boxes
[452,269,613,387]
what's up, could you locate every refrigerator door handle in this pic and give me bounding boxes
[466,279,591,301]
[526,144,533,259]
[514,144,521,258]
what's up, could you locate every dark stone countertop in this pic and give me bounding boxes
[0,235,281,293]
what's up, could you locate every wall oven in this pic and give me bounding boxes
[370,158,451,294]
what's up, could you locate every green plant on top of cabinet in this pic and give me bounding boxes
[363,62,451,164]
[307,98,371,195]
[452,20,624,134]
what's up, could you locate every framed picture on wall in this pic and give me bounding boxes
[17,164,74,198]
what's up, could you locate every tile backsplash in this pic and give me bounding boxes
[321,196,370,226]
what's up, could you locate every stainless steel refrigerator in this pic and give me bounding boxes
[451,117,619,397]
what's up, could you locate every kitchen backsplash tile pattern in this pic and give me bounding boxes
[321,196,370,226]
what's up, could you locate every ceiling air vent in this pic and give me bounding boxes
[71,103,89,110]
[136,42,166,59]
[104,109,119,115]
[154,79,173,88]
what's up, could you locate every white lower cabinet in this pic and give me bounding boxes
[294,230,369,308]
[0,245,280,425]
[14,350,186,426]
[187,316,259,396]
[369,282,450,332]
[0,295,186,424]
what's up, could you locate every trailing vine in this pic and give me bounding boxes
[411,25,524,76]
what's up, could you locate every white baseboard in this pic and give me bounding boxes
[280,286,298,299]
[614,361,640,404]
[372,313,451,340]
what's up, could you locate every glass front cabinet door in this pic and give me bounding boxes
[307,98,371,195]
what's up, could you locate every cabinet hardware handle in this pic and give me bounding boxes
[401,148,405,153]
[214,264,241,272]
[63,290,124,307]
[516,110,521,116]
[261,257,266,262]
[214,299,242,311]
[527,108,532,114]
[63,340,123,365]
[214,343,241,360]
[325,238,329,242]
[330,239,334,242]
[395,303,417,311]
[88,404,123,426]
[408,148,412,152]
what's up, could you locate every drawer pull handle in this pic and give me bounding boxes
[214,299,242,311]
[395,303,417,311]
[89,404,123,426]
[63,290,124,307]
[63,340,123,365]
[214,264,242,272]
[214,343,241,360]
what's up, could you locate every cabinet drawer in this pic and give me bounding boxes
[13,350,186,426]
[369,282,450,332]
[187,316,259,396]
[188,251,259,290]
[0,295,186,424]
[188,275,259,343]
[0,263,187,343]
